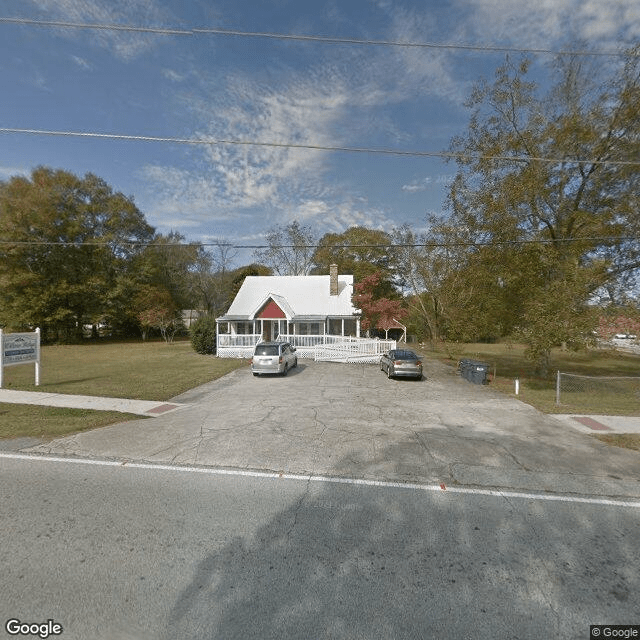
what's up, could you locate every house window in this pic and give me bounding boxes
[235,322,252,335]
[294,322,321,335]
[328,318,342,335]
[343,319,357,336]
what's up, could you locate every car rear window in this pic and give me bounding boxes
[395,351,417,359]
[255,345,279,356]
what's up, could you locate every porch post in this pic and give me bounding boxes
[215,321,219,355]
[356,318,360,337]
[341,318,344,336]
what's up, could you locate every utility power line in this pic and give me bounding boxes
[0,237,637,249]
[1,127,638,166]
[0,16,633,58]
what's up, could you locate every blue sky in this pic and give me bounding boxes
[1,0,639,265]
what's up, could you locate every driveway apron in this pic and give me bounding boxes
[24,359,640,498]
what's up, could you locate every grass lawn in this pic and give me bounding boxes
[0,339,246,441]
[0,404,143,440]
[594,434,640,452]
[419,340,640,452]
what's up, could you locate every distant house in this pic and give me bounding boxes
[216,264,361,358]
[182,309,204,328]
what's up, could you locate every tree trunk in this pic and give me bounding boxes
[537,349,551,378]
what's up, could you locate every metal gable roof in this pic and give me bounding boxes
[218,274,358,321]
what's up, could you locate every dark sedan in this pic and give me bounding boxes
[380,349,423,380]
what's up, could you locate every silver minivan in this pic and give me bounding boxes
[251,342,298,376]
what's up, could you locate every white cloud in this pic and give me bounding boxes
[140,8,454,241]
[27,0,174,59]
[141,158,393,240]
[139,164,231,227]
[0,166,30,181]
[70,55,92,70]
[402,177,433,193]
[186,71,352,212]
[161,68,185,82]
[374,6,468,104]
[577,0,640,40]
[457,0,640,49]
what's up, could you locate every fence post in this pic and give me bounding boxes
[556,370,561,405]
[35,327,41,386]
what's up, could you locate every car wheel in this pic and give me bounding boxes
[387,367,393,379]
[252,372,258,377]
[282,364,288,376]
[293,357,298,368]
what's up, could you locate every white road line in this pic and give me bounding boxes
[2,451,640,509]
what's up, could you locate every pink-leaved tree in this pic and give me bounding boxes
[352,272,407,338]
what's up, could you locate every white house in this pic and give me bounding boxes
[216,264,362,358]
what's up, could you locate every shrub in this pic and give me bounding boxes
[190,315,217,355]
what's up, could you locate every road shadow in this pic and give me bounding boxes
[163,435,640,640]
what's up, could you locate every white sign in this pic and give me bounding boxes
[0,328,41,387]
[3,333,38,365]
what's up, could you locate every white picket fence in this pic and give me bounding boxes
[314,339,396,363]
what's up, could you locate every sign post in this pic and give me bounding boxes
[0,328,41,388]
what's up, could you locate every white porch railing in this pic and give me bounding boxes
[217,334,262,347]
[275,334,361,347]
[216,334,359,348]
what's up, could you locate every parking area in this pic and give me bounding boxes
[24,358,640,497]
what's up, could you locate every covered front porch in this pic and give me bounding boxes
[216,316,361,358]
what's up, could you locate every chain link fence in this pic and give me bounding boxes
[556,371,640,412]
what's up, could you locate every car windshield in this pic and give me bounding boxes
[394,351,417,360]
[255,345,279,356]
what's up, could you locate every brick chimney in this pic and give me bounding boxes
[329,264,338,296]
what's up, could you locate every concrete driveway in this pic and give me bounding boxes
[25,359,640,498]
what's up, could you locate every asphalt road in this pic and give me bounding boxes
[1,455,639,640]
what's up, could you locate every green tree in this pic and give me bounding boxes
[392,225,456,342]
[311,226,400,289]
[391,223,508,343]
[0,167,154,341]
[225,263,273,310]
[134,285,183,342]
[188,239,238,316]
[190,314,218,355]
[139,231,206,311]
[444,48,640,372]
